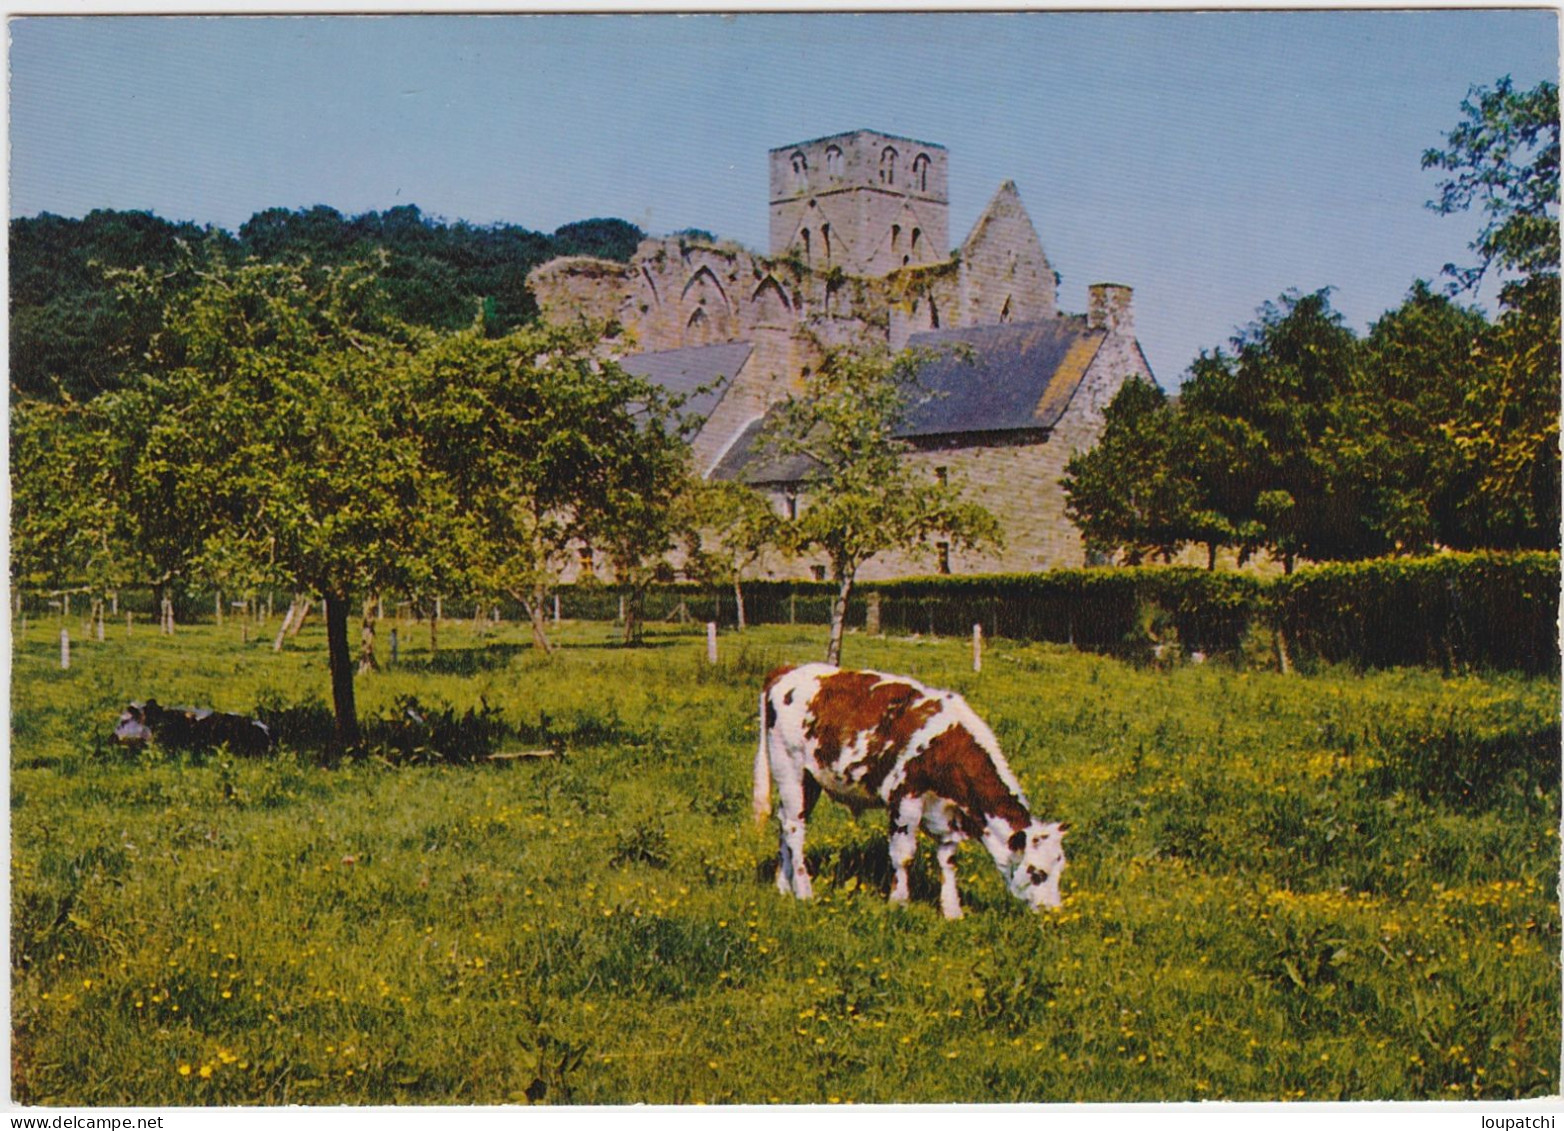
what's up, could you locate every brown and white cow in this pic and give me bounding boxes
[753,663,1067,919]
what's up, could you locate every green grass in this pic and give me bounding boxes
[10,613,1560,1104]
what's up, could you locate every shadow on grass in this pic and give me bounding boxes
[755,835,949,907]
[400,643,534,676]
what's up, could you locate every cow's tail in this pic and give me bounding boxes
[753,685,773,826]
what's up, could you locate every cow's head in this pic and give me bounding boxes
[113,702,155,745]
[1006,821,1068,911]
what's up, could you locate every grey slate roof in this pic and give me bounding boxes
[620,341,752,428]
[899,319,1106,438]
[709,318,1106,486]
[708,416,817,486]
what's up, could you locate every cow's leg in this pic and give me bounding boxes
[887,795,923,906]
[773,765,816,900]
[936,837,964,920]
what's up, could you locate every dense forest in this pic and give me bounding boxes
[9,205,644,401]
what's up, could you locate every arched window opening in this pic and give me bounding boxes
[821,223,832,262]
[879,147,898,185]
[911,228,922,255]
[912,153,931,192]
[790,151,808,190]
[800,228,812,263]
[891,224,901,255]
[825,146,844,178]
[687,308,712,345]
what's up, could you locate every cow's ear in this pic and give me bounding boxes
[1057,822,1071,837]
[1008,830,1027,852]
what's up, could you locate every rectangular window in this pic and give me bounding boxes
[937,542,951,575]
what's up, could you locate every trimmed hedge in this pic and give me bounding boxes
[1275,551,1560,675]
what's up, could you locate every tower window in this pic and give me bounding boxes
[825,145,843,177]
[879,147,898,185]
[821,223,831,262]
[891,224,901,254]
[789,151,808,190]
[800,228,811,263]
[911,228,922,256]
[912,153,931,192]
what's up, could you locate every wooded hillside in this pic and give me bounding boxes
[9,205,644,401]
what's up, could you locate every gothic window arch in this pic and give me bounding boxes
[825,145,844,178]
[789,150,808,190]
[800,228,812,263]
[879,146,898,185]
[752,275,793,324]
[912,152,931,192]
[821,223,832,262]
[680,264,731,312]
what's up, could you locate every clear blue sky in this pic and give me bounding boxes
[9,11,1558,384]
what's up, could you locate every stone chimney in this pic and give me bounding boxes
[1087,284,1134,337]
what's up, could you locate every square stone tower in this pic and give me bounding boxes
[768,130,949,278]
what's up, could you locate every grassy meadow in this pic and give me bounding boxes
[9,609,1560,1105]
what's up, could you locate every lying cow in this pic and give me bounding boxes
[114,700,272,756]
[754,662,1067,919]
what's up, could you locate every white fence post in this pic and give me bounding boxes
[973,623,983,673]
[707,622,718,664]
[60,629,70,671]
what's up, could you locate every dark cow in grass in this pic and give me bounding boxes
[754,662,1067,919]
[114,700,272,756]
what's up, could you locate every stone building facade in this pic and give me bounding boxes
[527,128,1155,581]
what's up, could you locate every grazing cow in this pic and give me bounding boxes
[114,700,272,756]
[753,663,1067,919]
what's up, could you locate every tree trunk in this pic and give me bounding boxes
[734,577,747,633]
[358,598,379,674]
[324,593,361,751]
[514,586,553,654]
[1207,543,1218,571]
[288,596,311,637]
[273,602,297,652]
[622,587,643,646]
[826,571,854,667]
